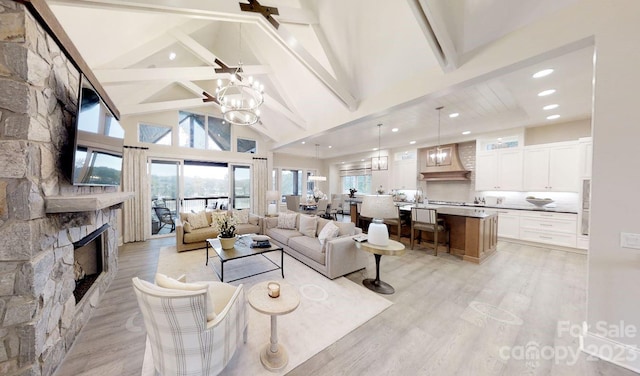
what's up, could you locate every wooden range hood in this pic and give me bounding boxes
[419,143,471,181]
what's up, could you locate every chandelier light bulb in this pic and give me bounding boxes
[230,74,236,83]
[249,76,254,84]
[217,79,222,87]
[255,109,260,116]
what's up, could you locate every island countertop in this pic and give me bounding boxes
[398,204,497,219]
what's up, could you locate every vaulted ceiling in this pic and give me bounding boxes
[49,0,591,159]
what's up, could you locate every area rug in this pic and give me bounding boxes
[141,245,392,375]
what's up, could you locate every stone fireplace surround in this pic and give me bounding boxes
[0,2,123,375]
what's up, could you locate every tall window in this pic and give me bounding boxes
[178,111,231,151]
[182,161,229,212]
[341,176,371,194]
[139,124,172,145]
[281,169,302,200]
[306,171,316,196]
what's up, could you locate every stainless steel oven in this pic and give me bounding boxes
[581,179,591,235]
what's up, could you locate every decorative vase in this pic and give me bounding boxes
[314,197,319,203]
[218,235,237,250]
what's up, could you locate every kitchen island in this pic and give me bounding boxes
[399,204,498,264]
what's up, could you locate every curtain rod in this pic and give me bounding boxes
[252,157,268,160]
[124,145,149,150]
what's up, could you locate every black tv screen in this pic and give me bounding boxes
[72,76,124,186]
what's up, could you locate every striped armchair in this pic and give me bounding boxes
[132,278,247,376]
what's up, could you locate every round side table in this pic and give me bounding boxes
[248,281,300,371]
[357,239,406,294]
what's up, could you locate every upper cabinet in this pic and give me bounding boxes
[578,137,593,179]
[476,148,523,191]
[391,150,418,190]
[523,141,579,192]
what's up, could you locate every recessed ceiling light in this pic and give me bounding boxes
[462,131,471,135]
[301,141,306,144]
[449,113,459,118]
[361,159,365,162]
[538,89,556,96]
[533,68,553,78]
[543,104,559,110]
[373,147,378,151]
[391,128,399,132]
[328,145,332,148]
[547,114,560,120]
[341,161,345,164]
[169,52,177,61]
[409,141,416,145]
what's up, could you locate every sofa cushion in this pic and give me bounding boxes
[233,209,249,224]
[183,221,193,233]
[288,235,326,265]
[277,212,297,229]
[248,214,259,226]
[299,215,317,238]
[316,217,331,236]
[266,227,303,246]
[235,223,260,235]
[187,211,209,230]
[335,221,356,236]
[183,227,217,244]
[154,273,216,321]
[318,221,340,245]
[209,211,228,228]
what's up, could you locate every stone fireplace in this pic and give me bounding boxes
[0,2,123,376]
[72,224,108,305]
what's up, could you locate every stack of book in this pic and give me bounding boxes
[251,239,271,248]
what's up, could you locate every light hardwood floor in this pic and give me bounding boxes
[54,229,636,376]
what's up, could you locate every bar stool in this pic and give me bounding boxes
[410,207,449,255]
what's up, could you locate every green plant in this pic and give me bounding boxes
[212,213,238,238]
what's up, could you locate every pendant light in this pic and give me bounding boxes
[432,106,447,165]
[372,123,387,170]
[308,144,326,181]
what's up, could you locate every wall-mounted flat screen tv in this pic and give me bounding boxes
[71,76,124,186]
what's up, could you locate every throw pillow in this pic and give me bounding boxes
[210,211,228,228]
[277,212,297,230]
[155,273,216,321]
[318,221,340,245]
[233,209,249,224]
[299,215,317,238]
[334,221,356,236]
[183,221,192,233]
[187,211,209,230]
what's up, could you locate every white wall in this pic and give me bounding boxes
[585,1,640,370]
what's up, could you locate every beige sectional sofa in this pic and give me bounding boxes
[175,210,262,252]
[263,213,369,279]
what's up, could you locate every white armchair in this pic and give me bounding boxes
[132,277,247,376]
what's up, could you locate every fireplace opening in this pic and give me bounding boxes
[73,224,108,304]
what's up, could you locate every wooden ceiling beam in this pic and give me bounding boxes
[49,0,357,110]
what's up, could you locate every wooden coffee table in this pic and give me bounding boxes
[205,235,284,283]
[248,281,300,371]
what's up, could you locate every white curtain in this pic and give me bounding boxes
[252,157,268,216]
[122,147,150,242]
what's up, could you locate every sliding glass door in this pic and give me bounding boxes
[149,159,253,236]
[150,159,180,236]
[232,165,251,209]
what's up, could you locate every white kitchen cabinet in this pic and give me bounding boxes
[523,142,579,192]
[518,211,577,248]
[496,209,520,239]
[475,148,523,191]
[578,137,593,179]
[392,157,418,190]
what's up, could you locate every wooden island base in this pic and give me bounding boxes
[442,214,498,264]
[401,205,499,264]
